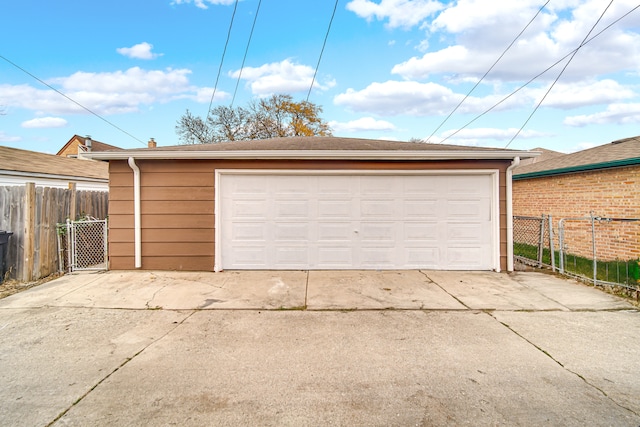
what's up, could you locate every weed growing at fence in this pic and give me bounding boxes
[515,242,639,288]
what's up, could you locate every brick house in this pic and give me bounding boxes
[513,136,640,261]
[57,135,123,158]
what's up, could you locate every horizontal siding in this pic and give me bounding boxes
[110,228,213,243]
[110,200,214,215]
[110,242,213,257]
[110,256,214,271]
[108,159,215,271]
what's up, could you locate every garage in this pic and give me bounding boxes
[86,136,534,272]
[217,171,497,270]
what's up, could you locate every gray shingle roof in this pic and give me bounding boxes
[514,136,640,177]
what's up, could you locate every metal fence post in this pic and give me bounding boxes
[537,215,545,268]
[548,215,555,272]
[591,212,597,286]
[558,218,565,274]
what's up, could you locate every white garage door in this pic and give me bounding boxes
[217,172,496,270]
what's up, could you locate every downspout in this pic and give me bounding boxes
[506,156,520,272]
[128,157,142,268]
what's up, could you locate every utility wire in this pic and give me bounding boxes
[207,0,239,118]
[438,5,640,145]
[231,0,262,107]
[306,0,339,102]
[505,0,614,148]
[0,54,146,145]
[426,0,549,143]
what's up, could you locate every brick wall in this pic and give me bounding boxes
[513,165,640,261]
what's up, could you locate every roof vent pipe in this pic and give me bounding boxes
[85,135,92,152]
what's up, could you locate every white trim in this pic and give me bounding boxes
[214,168,501,272]
[83,149,536,161]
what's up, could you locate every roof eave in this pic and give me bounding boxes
[514,157,640,180]
[82,149,536,161]
[0,169,109,183]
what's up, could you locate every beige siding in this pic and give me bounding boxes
[108,159,511,271]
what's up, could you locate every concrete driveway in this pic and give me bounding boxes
[0,270,638,426]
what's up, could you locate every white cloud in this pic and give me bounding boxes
[171,0,235,9]
[21,117,68,129]
[392,0,640,82]
[563,103,640,126]
[329,117,396,133]
[526,80,635,109]
[334,80,527,116]
[0,131,21,143]
[117,42,162,60]
[441,127,550,140]
[0,67,198,115]
[230,59,336,96]
[346,0,443,29]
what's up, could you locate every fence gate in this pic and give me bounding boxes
[58,218,108,272]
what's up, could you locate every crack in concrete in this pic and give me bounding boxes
[419,270,473,310]
[145,284,170,309]
[46,310,196,426]
[487,312,640,418]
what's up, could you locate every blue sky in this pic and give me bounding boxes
[1,0,639,154]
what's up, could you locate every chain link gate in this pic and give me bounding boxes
[57,218,108,272]
[513,215,554,269]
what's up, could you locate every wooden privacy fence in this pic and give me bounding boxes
[0,183,108,282]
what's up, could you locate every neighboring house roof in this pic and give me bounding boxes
[56,134,122,157]
[518,147,564,166]
[81,136,537,161]
[0,145,109,189]
[514,136,640,179]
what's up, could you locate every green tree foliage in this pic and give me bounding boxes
[176,94,332,144]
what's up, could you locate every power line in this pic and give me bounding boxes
[0,54,146,146]
[426,0,549,143]
[505,0,614,148]
[438,5,640,145]
[207,0,239,118]
[231,0,262,107]
[306,0,339,102]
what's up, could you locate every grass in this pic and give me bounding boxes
[514,242,639,287]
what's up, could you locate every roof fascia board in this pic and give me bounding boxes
[0,169,108,183]
[82,149,536,161]
[514,157,640,180]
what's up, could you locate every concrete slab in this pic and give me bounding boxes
[53,311,638,426]
[510,272,635,311]
[493,310,640,416]
[0,271,308,310]
[425,271,574,311]
[0,307,189,427]
[306,270,465,310]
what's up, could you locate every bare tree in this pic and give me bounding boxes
[176,94,331,144]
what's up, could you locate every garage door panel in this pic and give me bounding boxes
[317,222,353,241]
[317,247,353,267]
[231,223,267,241]
[220,173,496,270]
[274,199,310,219]
[274,223,309,241]
[360,199,396,218]
[404,223,439,242]
[446,199,491,220]
[274,247,308,266]
[318,200,353,218]
[226,200,268,219]
[359,222,396,242]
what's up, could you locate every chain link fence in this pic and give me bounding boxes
[57,218,108,272]
[514,214,639,293]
